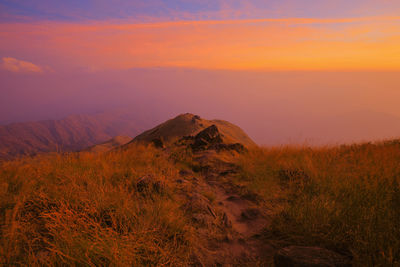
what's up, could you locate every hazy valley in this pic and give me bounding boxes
[0,110,161,160]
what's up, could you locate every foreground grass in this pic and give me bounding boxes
[1,140,399,266]
[0,145,193,266]
[235,141,400,266]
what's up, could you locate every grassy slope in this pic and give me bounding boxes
[0,145,193,266]
[234,141,400,266]
[1,140,399,266]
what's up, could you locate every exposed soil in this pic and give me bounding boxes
[184,151,281,266]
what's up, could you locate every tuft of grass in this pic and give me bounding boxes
[235,142,400,266]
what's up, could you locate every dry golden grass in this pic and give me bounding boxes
[235,141,400,266]
[1,139,400,266]
[0,145,194,266]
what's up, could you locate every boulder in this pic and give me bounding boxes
[191,125,223,151]
[196,125,222,142]
[274,246,351,267]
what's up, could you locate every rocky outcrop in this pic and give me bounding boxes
[191,125,223,150]
[274,246,352,267]
[190,125,246,152]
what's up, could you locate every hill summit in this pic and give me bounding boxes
[130,113,256,149]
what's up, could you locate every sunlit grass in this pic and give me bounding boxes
[235,141,400,266]
[0,145,193,266]
[1,140,399,266]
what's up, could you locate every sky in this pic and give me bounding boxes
[1,1,400,144]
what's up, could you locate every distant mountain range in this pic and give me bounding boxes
[0,110,158,160]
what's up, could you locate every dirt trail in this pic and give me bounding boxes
[212,185,265,237]
[192,152,278,266]
[209,179,276,266]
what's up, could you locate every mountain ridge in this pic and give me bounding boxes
[0,111,154,160]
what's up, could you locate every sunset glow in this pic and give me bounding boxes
[1,0,400,144]
[1,1,400,71]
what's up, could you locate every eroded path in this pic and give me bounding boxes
[183,151,279,266]
[212,184,276,265]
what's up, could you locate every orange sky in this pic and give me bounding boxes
[1,16,400,71]
[1,1,400,144]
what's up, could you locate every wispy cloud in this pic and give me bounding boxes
[1,57,43,73]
